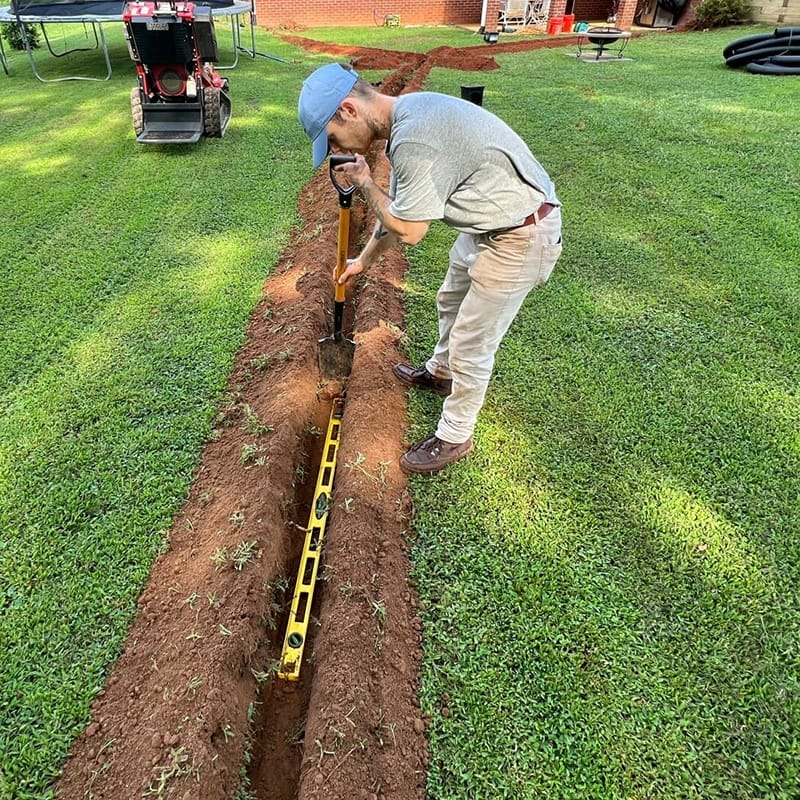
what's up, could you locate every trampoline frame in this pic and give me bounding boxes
[0,0,264,82]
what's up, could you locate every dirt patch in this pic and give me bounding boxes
[280,34,582,90]
[55,37,582,800]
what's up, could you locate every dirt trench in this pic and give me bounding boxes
[55,40,574,800]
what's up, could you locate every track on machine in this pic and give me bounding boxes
[123,0,232,144]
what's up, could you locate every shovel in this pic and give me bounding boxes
[319,155,357,380]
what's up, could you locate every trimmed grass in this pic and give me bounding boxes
[0,26,316,799]
[297,23,486,51]
[1,20,798,800]
[404,27,800,800]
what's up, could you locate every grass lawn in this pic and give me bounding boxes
[1,20,799,800]
[0,25,316,798]
[404,27,800,800]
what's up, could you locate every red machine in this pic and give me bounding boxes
[123,1,231,143]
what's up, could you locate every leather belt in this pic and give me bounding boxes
[490,202,557,235]
[520,202,556,227]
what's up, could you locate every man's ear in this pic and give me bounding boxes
[338,98,359,119]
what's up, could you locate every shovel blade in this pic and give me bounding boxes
[319,333,355,380]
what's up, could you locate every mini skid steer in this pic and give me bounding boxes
[123,0,231,143]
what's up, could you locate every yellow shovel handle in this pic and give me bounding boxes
[334,206,350,303]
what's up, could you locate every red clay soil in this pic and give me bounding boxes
[55,38,576,800]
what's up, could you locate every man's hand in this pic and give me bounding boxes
[335,257,364,286]
[331,154,371,189]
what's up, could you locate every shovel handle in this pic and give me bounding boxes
[334,206,351,304]
[329,155,357,209]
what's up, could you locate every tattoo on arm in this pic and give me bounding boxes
[363,182,392,226]
[374,224,389,241]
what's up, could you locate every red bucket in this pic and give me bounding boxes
[562,13,575,31]
[547,16,564,35]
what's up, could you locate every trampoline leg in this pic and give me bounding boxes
[234,3,288,63]
[0,33,7,76]
[216,14,241,70]
[24,20,112,82]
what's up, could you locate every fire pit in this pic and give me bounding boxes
[576,26,632,60]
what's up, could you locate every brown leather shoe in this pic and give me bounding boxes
[400,435,474,475]
[392,363,452,397]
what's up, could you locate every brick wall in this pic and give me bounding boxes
[548,0,638,26]
[253,0,638,30]
[254,0,483,28]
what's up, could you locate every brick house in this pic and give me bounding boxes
[253,0,640,33]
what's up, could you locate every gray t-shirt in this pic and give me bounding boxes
[387,92,559,234]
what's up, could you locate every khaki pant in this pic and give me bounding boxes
[425,209,562,444]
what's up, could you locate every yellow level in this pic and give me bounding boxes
[278,397,344,680]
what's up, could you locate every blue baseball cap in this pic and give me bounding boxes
[298,63,359,168]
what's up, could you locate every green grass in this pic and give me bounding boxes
[1,20,799,800]
[0,24,318,799]
[296,23,485,51]
[403,26,800,800]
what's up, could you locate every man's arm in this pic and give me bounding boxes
[337,220,398,285]
[358,179,430,246]
[336,156,430,246]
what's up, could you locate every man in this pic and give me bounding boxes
[298,63,562,475]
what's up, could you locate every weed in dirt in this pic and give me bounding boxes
[215,390,244,428]
[233,701,261,800]
[242,403,274,436]
[285,715,307,747]
[304,422,324,437]
[144,747,198,798]
[240,442,268,467]
[300,222,324,242]
[229,509,245,527]
[230,540,258,571]
[341,497,354,513]
[372,708,397,749]
[199,488,214,506]
[186,676,204,696]
[293,462,309,487]
[339,580,353,600]
[210,547,227,571]
[248,353,272,372]
[344,452,390,491]
[251,659,281,684]
[86,738,115,798]
[371,599,387,629]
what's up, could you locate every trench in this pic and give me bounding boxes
[243,395,339,800]
[232,165,371,800]
[55,63,426,800]
[223,72,423,800]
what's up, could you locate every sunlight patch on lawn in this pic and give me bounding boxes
[0,148,73,175]
[474,423,570,553]
[70,326,119,377]
[182,233,258,297]
[640,479,766,594]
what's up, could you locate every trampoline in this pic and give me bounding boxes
[0,0,259,81]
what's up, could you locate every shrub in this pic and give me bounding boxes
[693,0,751,28]
[1,21,41,50]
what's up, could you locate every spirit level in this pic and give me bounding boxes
[278,398,344,680]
